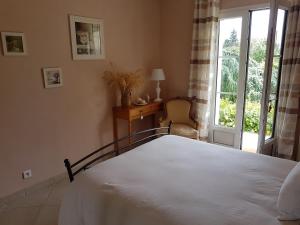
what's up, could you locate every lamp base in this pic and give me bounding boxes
[154,98,162,102]
[154,81,162,103]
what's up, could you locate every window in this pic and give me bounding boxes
[215,17,242,128]
[211,6,288,152]
[265,9,287,139]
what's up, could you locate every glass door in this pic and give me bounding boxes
[241,9,270,152]
[241,7,287,153]
[215,17,243,129]
[211,13,249,148]
[211,2,288,152]
[257,0,288,154]
[265,8,287,140]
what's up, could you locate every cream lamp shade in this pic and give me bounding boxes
[151,69,165,81]
[151,68,165,102]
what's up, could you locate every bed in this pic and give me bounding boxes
[59,134,299,225]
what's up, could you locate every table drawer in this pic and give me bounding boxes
[130,103,162,119]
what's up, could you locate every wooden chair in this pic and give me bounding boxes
[160,97,199,140]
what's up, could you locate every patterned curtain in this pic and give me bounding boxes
[276,0,300,159]
[188,0,220,140]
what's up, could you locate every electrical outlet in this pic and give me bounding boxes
[22,169,32,179]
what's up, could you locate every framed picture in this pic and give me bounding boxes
[1,32,27,56]
[43,67,63,88]
[69,15,105,60]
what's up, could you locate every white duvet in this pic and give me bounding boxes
[59,135,299,225]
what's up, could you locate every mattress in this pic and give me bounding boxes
[59,135,299,225]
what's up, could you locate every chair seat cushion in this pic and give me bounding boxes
[171,123,199,140]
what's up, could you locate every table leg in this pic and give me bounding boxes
[128,120,132,144]
[113,113,119,154]
[152,114,156,128]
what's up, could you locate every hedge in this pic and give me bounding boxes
[218,99,274,135]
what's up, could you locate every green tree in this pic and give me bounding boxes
[220,29,240,102]
[220,35,281,103]
[223,30,239,48]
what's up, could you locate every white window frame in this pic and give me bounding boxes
[209,4,270,148]
[210,1,290,151]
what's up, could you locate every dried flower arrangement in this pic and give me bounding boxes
[103,66,144,107]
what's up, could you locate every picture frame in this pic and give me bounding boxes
[1,32,27,56]
[69,15,105,60]
[43,67,63,88]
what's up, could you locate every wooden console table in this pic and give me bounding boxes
[112,102,163,148]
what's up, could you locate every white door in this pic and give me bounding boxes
[210,3,288,152]
[258,1,288,154]
[210,10,249,148]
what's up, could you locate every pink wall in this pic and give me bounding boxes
[0,0,161,197]
[161,0,194,98]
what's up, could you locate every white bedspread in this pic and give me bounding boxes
[59,135,299,225]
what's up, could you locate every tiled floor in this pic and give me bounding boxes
[0,175,69,225]
[242,132,271,153]
[242,132,258,153]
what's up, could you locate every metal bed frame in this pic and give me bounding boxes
[64,122,172,182]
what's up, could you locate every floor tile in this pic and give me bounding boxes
[34,206,59,225]
[0,174,68,224]
[45,178,69,206]
[0,206,40,225]
[4,185,52,210]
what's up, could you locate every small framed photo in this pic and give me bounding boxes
[43,67,63,88]
[1,32,27,56]
[69,15,105,60]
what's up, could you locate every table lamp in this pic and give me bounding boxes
[151,68,165,102]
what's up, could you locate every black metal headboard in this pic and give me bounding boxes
[64,122,172,182]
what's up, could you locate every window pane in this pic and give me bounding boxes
[270,56,280,94]
[274,9,285,55]
[215,18,242,128]
[265,9,286,139]
[266,99,276,138]
[220,57,240,93]
[242,9,270,151]
[216,93,237,128]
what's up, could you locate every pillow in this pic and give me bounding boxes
[277,162,300,221]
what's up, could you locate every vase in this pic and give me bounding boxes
[121,92,132,107]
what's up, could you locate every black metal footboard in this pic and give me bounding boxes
[64,122,172,182]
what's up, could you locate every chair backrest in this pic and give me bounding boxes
[165,98,192,124]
